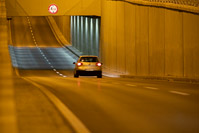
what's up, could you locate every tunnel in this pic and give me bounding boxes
[9,16,77,70]
[4,0,199,79]
[1,0,199,133]
[8,15,101,70]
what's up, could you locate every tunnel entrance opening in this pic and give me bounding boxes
[70,16,101,57]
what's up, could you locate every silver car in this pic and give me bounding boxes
[73,56,102,78]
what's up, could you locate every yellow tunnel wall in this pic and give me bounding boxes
[101,0,199,78]
[53,16,71,43]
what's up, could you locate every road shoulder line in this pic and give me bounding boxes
[169,91,190,96]
[23,77,90,133]
[145,87,159,90]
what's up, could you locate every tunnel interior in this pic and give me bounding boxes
[9,16,77,70]
[8,16,101,70]
[5,0,199,79]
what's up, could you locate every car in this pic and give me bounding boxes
[73,55,102,78]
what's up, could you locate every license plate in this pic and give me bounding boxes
[86,69,94,71]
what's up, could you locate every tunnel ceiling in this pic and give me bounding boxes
[6,0,101,16]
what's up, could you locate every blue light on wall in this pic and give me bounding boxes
[71,16,100,56]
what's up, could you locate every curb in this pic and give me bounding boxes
[65,45,82,58]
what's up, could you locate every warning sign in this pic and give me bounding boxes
[48,4,58,14]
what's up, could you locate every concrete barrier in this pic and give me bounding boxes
[101,0,199,79]
[0,0,18,133]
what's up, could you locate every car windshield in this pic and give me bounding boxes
[80,57,98,62]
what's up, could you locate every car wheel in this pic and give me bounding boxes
[74,71,79,78]
[74,74,79,78]
[97,75,102,78]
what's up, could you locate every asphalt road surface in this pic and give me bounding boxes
[17,70,199,133]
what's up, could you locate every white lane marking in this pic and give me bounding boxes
[145,87,159,90]
[26,17,67,78]
[23,78,90,133]
[169,91,190,96]
[126,84,136,87]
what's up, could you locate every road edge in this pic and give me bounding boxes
[15,68,90,133]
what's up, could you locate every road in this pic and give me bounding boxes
[9,17,199,133]
[17,70,199,133]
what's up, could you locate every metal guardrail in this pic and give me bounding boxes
[144,0,199,7]
[112,0,199,13]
